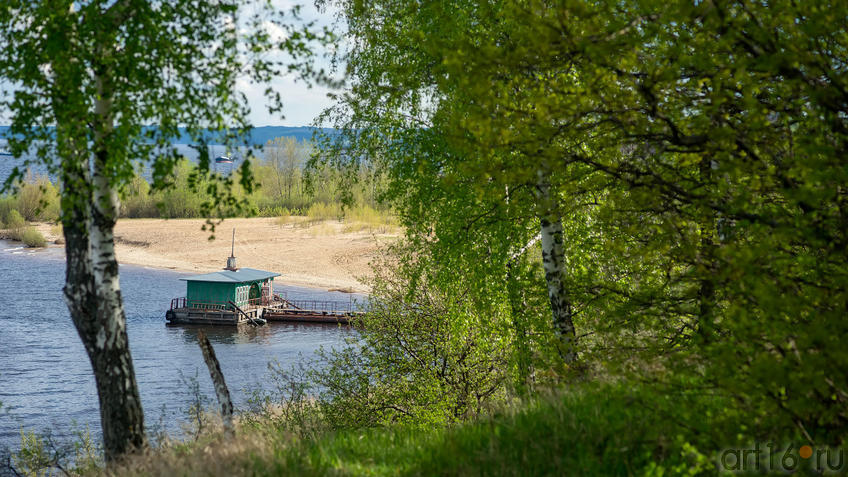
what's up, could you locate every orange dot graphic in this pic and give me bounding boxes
[799,445,813,459]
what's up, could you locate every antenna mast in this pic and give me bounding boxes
[226,228,238,271]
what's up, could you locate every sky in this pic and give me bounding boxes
[0,1,342,128]
[240,0,342,126]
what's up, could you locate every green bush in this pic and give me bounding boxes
[15,174,60,221]
[18,226,47,247]
[0,195,17,226]
[121,173,159,218]
[7,224,47,247]
[5,209,25,229]
[305,201,343,221]
[1,209,46,247]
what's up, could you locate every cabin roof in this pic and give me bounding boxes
[180,268,280,283]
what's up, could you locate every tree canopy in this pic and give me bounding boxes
[317,0,848,442]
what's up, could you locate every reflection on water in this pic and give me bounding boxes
[175,324,278,346]
[0,240,358,449]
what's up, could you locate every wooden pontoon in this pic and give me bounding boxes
[263,299,360,325]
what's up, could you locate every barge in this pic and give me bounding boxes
[166,230,362,326]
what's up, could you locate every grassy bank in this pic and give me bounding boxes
[87,382,743,476]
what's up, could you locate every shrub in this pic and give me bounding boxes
[302,249,512,429]
[342,204,398,233]
[5,209,25,229]
[11,425,102,476]
[15,174,60,221]
[0,195,15,225]
[306,201,343,222]
[8,225,47,247]
[19,227,47,247]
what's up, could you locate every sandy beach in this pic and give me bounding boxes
[30,218,397,293]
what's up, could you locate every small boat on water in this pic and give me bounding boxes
[0,149,12,156]
[215,155,234,164]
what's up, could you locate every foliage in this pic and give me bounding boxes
[13,173,60,222]
[12,430,53,477]
[9,426,102,477]
[297,245,514,428]
[318,0,848,447]
[3,208,25,230]
[0,172,60,225]
[0,207,45,247]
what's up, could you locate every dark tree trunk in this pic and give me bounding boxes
[506,262,533,392]
[197,331,235,438]
[696,157,717,342]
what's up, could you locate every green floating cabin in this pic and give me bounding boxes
[182,267,280,309]
[166,229,358,326]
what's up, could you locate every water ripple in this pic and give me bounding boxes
[0,239,357,448]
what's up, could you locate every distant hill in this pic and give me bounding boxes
[0,126,338,145]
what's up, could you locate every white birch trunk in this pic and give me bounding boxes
[535,166,577,363]
[74,71,147,460]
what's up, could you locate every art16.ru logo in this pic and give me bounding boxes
[719,443,844,473]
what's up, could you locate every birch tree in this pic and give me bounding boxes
[316,0,593,365]
[0,0,322,461]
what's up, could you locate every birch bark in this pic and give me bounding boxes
[66,70,147,461]
[535,165,577,363]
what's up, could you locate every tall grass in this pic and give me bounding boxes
[0,172,60,246]
[306,201,344,221]
[343,204,398,233]
[275,203,398,234]
[96,381,733,476]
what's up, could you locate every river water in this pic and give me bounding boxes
[0,240,358,450]
[0,143,252,182]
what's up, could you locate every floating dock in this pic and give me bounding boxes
[166,295,361,326]
[263,299,361,325]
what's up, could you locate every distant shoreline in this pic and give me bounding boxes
[2,217,394,294]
